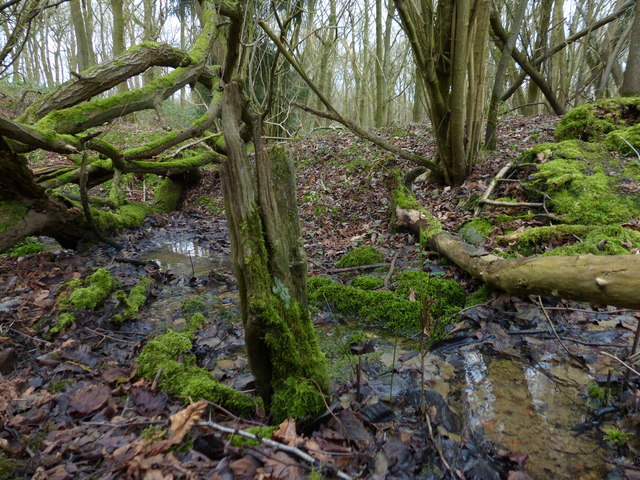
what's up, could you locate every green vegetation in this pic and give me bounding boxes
[308,271,465,334]
[465,285,492,307]
[458,218,493,245]
[0,201,27,235]
[522,140,640,224]
[605,124,640,156]
[555,96,640,142]
[350,275,384,290]
[229,425,279,447]
[61,268,116,310]
[112,277,152,324]
[336,246,383,268]
[603,427,632,446]
[136,306,256,414]
[5,236,45,256]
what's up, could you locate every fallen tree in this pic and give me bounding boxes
[393,181,640,310]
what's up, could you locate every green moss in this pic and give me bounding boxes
[350,275,384,290]
[393,270,466,319]
[544,225,640,256]
[92,202,151,231]
[308,272,465,334]
[555,97,640,142]
[459,218,493,245]
[5,236,45,256]
[229,426,278,447]
[604,124,640,156]
[465,285,492,307]
[0,201,27,234]
[336,246,383,268]
[136,329,256,415]
[271,377,327,421]
[50,312,76,335]
[62,268,116,310]
[0,454,20,479]
[194,195,224,215]
[112,277,152,324]
[524,140,640,224]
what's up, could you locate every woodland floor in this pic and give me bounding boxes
[1,115,640,480]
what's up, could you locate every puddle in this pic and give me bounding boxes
[451,348,606,479]
[141,240,230,277]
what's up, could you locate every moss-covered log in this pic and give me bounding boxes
[395,202,640,309]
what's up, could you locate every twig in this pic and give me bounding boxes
[204,400,265,426]
[326,263,386,274]
[480,199,543,208]
[83,326,139,344]
[7,327,52,346]
[537,296,586,366]
[112,257,159,267]
[383,250,401,289]
[474,162,513,216]
[197,421,354,480]
[169,134,218,158]
[600,351,640,377]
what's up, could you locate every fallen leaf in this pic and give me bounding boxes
[69,383,111,416]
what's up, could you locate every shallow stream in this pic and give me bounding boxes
[138,242,614,479]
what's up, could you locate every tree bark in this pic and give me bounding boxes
[621,1,640,95]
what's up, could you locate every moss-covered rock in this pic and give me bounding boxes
[61,268,116,310]
[459,218,493,245]
[5,237,45,256]
[153,177,183,213]
[336,246,383,268]
[555,97,640,142]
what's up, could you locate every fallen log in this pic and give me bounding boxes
[395,203,640,310]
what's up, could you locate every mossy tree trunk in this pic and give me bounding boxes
[219,82,328,421]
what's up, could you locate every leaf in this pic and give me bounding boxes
[68,383,111,416]
[165,400,207,447]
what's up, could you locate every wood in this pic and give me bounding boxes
[396,205,640,309]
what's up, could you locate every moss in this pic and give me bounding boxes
[0,201,27,234]
[336,246,383,268]
[459,218,493,245]
[524,140,640,224]
[555,97,640,142]
[308,273,465,333]
[5,236,45,256]
[92,202,151,231]
[194,196,224,215]
[393,270,466,320]
[350,275,384,290]
[465,285,492,307]
[229,426,278,447]
[0,454,21,479]
[112,277,152,324]
[505,225,596,248]
[271,377,327,421]
[604,124,640,156]
[136,329,256,414]
[50,312,76,335]
[62,268,116,310]
[544,225,640,256]
[181,296,209,316]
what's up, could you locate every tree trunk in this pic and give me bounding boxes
[621,1,640,95]
[218,82,328,421]
[395,0,491,186]
[70,0,93,72]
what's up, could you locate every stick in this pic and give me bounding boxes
[384,250,401,289]
[600,351,640,377]
[537,296,586,366]
[479,199,543,208]
[197,421,354,480]
[474,162,513,216]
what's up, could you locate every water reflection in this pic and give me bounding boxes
[142,240,230,276]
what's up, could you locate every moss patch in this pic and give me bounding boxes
[308,271,465,334]
[5,236,45,256]
[152,177,183,213]
[459,218,493,245]
[523,140,640,224]
[112,277,152,324]
[0,201,27,235]
[555,96,640,142]
[61,268,116,310]
[544,225,640,256]
[604,124,640,156]
[229,426,278,447]
[350,275,384,290]
[336,246,383,268]
[136,328,256,415]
